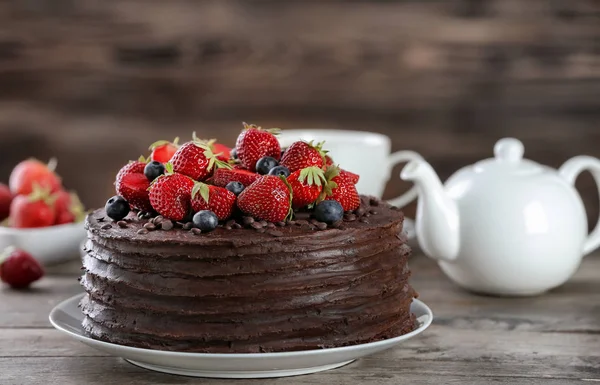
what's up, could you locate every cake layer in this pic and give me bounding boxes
[81,198,416,353]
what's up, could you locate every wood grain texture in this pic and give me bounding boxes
[1,253,600,383]
[0,0,597,222]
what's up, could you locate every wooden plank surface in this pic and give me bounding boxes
[1,253,599,384]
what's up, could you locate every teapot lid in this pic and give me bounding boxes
[473,138,544,175]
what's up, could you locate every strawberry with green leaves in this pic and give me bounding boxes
[235,123,281,172]
[339,169,360,185]
[287,166,326,209]
[115,156,153,212]
[149,137,180,163]
[9,158,62,196]
[320,166,360,212]
[171,139,231,181]
[191,182,236,221]
[212,168,260,187]
[280,141,327,173]
[10,184,57,228]
[237,175,292,222]
[54,190,86,225]
[148,163,195,221]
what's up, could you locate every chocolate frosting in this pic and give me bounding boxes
[80,198,417,353]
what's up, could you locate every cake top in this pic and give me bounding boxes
[100,123,401,235]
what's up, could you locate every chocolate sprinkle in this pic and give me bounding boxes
[191,228,202,235]
[370,197,380,206]
[153,216,164,225]
[268,230,284,237]
[359,217,369,223]
[117,221,128,228]
[330,220,343,228]
[97,217,105,222]
[276,222,286,227]
[315,222,328,230]
[296,219,309,226]
[183,222,193,230]
[101,224,112,230]
[345,214,357,222]
[225,226,232,230]
[137,228,149,235]
[369,210,378,215]
[266,223,276,229]
[232,223,242,229]
[287,220,296,225]
[225,219,236,227]
[255,228,266,233]
[364,213,371,218]
[259,220,268,227]
[242,217,255,226]
[161,220,174,231]
[355,207,366,217]
[251,222,263,230]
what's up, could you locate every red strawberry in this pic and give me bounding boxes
[213,143,231,162]
[235,123,281,171]
[0,184,12,222]
[191,183,236,221]
[280,141,327,173]
[288,166,326,209]
[10,185,56,228]
[53,190,85,225]
[148,166,195,221]
[149,137,180,163]
[212,168,260,187]
[0,247,44,288]
[321,166,360,211]
[237,175,292,222]
[115,158,153,212]
[171,140,231,181]
[325,155,334,167]
[339,169,360,185]
[9,158,62,196]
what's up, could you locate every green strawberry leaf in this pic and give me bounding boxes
[192,182,211,203]
[164,162,174,174]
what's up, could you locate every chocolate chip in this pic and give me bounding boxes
[359,217,369,223]
[355,207,366,217]
[268,230,284,237]
[143,223,156,231]
[183,222,193,230]
[137,228,149,235]
[294,211,311,220]
[287,220,296,225]
[296,219,309,226]
[101,224,112,230]
[151,216,162,225]
[315,222,328,230]
[364,213,371,218]
[310,218,319,225]
[369,197,380,206]
[300,224,314,231]
[259,220,268,227]
[251,222,263,230]
[117,221,128,228]
[191,228,202,235]
[330,220,343,228]
[174,222,184,228]
[266,223,276,229]
[232,223,242,229]
[255,228,266,233]
[226,219,236,227]
[97,217,105,222]
[276,221,286,227]
[161,220,174,231]
[242,217,255,226]
[344,214,357,222]
[225,226,232,230]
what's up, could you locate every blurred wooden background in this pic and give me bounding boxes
[0,0,598,222]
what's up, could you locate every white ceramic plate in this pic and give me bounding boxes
[0,222,86,265]
[49,294,432,379]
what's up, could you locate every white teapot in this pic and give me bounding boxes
[400,138,600,296]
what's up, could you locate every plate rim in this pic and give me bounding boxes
[49,293,433,359]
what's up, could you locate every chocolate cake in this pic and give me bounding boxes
[80,197,416,353]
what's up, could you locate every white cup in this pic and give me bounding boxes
[278,129,422,210]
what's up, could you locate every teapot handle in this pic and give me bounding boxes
[559,156,600,256]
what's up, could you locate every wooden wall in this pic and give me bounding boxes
[0,0,598,222]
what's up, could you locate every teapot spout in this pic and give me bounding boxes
[401,160,460,262]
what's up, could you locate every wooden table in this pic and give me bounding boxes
[1,252,599,385]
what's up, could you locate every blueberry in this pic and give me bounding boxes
[230,148,238,160]
[255,156,279,175]
[105,196,130,221]
[268,165,291,178]
[193,210,219,232]
[226,181,245,195]
[144,161,165,181]
[313,200,343,224]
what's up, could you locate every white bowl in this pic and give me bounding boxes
[0,222,86,265]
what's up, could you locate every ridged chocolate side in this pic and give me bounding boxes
[81,200,416,353]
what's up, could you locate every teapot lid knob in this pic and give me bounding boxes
[494,138,524,163]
